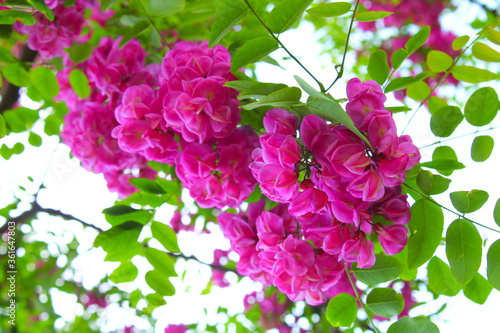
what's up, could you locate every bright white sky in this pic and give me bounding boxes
[1,0,500,332]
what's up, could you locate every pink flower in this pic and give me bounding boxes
[260,133,301,169]
[263,108,299,136]
[164,324,187,333]
[276,235,315,276]
[256,211,285,248]
[373,223,408,256]
[374,194,411,225]
[341,231,376,269]
[288,187,329,219]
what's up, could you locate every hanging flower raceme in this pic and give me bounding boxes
[239,78,420,305]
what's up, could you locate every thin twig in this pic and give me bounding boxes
[403,182,500,234]
[418,126,500,150]
[326,0,361,92]
[401,34,482,135]
[242,0,325,92]
[344,265,380,333]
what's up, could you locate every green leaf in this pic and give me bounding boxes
[69,69,91,99]
[463,273,493,304]
[294,75,333,101]
[3,107,39,133]
[368,50,390,85]
[266,0,313,34]
[385,72,430,93]
[325,293,357,327]
[391,48,408,70]
[144,247,177,277]
[139,0,185,18]
[452,35,470,50]
[430,106,463,137]
[231,37,279,72]
[352,253,403,285]
[69,42,93,63]
[366,288,404,318]
[145,270,175,296]
[427,50,453,73]
[428,96,448,115]
[129,178,166,194]
[356,11,393,22]
[446,219,482,285]
[151,221,180,253]
[427,257,462,296]
[94,221,143,262]
[494,198,500,228]
[28,0,54,21]
[30,66,59,100]
[109,261,139,283]
[242,87,301,109]
[452,65,498,83]
[120,19,151,48]
[450,190,489,214]
[209,0,247,47]
[306,98,371,147]
[488,240,500,290]
[388,316,440,333]
[306,2,351,17]
[0,10,36,25]
[239,82,288,100]
[486,29,500,45]
[464,87,499,126]
[129,289,142,308]
[407,199,444,270]
[28,132,42,147]
[224,80,256,92]
[3,63,30,87]
[471,135,494,162]
[386,106,412,113]
[472,42,500,62]
[100,0,119,11]
[406,81,431,101]
[421,159,465,172]
[431,146,460,176]
[405,26,431,56]
[0,142,24,160]
[145,293,166,307]
[416,170,451,195]
[0,115,5,138]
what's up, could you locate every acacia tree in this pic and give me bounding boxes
[1,0,500,332]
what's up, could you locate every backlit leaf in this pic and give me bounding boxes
[407,200,444,270]
[446,219,482,285]
[471,135,494,162]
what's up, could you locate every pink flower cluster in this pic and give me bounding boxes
[358,0,448,29]
[158,41,241,143]
[218,78,420,305]
[176,126,259,208]
[60,37,160,197]
[62,39,253,205]
[12,0,89,59]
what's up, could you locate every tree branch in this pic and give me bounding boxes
[0,44,38,115]
[0,201,104,235]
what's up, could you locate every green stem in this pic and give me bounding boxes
[401,34,482,135]
[403,182,500,234]
[242,0,325,92]
[137,0,171,50]
[326,0,361,92]
[418,126,500,149]
[344,265,380,333]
